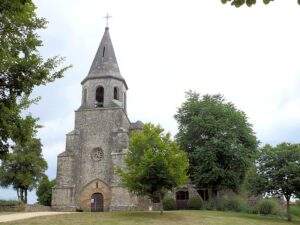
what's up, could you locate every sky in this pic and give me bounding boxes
[1,0,300,203]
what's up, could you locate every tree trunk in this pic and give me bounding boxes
[24,189,28,204]
[20,189,25,203]
[16,188,20,201]
[159,193,163,215]
[286,197,291,222]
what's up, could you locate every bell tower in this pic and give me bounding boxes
[80,26,127,110]
[52,25,146,211]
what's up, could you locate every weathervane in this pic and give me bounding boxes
[104,13,112,27]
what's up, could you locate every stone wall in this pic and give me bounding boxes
[25,204,52,212]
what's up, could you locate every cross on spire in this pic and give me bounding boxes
[104,13,112,28]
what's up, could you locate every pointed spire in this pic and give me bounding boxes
[81,27,127,89]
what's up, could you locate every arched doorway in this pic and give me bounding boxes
[91,193,103,212]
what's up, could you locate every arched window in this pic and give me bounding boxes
[83,89,87,106]
[113,87,119,100]
[102,47,105,57]
[95,86,104,107]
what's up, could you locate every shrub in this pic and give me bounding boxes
[37,176,55,206]
[187,197,203,210]
[204,198,216,210]
[163,197,176,210]
[213,195,245,212]
[257,198,279,215]
[223,196,244,212]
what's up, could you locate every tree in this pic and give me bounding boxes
[175,91,258,195]
[0,0,70,158]
[36,176,55,206]
[221,0,300,7]
[0,137,47,203]
[247,143,300,221]
[118,123,188,214]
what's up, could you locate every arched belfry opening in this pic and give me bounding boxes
[113,87,119,100]
[95,86,104,107]
[91,193,103,212]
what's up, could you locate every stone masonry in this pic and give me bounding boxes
[51,26,148,211]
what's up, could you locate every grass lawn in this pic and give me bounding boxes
[291,205,300,218]
[2,210,300,225]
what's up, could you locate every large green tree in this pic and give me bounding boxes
[246,143,300,221]
[36,175,55,206]
[118,123,188,214]
[222,0,300,7]
[0,0,70,158]
[0,136,47,203]
[175,92,258,194]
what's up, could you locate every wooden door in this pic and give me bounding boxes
[91,193,103,212]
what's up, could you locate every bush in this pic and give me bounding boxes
[204,198,216,210]
[37,176,55,206]
[212,195,245,212]
[187,197,203,210]
[163,197,176,210]
[223,196,244,212]
[257,198,279,215]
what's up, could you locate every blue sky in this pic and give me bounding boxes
[1,0,300,203]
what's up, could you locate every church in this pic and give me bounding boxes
[51,25,147,211]
[51,24,202,212]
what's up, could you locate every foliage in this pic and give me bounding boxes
[222,195,245,212]
[0,137,47,203]
[118,123,188,213]
[247,143,300,221]
[243,166,268,197]
[290,204,300,218]
[175,91,258,193]
[162,197,176,210]
[257,198,280,215]
[0,0,70,158]
[221,0,300,7]
[187,197,204,210]
[204,198,216,210]
[36,176,55,206]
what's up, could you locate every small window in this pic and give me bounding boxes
[113,87,119,100]
[95,86,104,107]
[102,47,105,57]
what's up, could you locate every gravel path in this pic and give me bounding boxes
[0,212,73,223]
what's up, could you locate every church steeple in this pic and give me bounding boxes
[80,26,128,110]
[81,27,127,89]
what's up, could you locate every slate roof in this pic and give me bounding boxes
[81,27,127,89]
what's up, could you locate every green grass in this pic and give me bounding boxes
[291,205,300,218]
[2,210,300,225]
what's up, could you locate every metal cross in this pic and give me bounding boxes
[104,13,112,27]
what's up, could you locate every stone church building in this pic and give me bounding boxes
[51,26,146,211]
[52,26,202,212]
